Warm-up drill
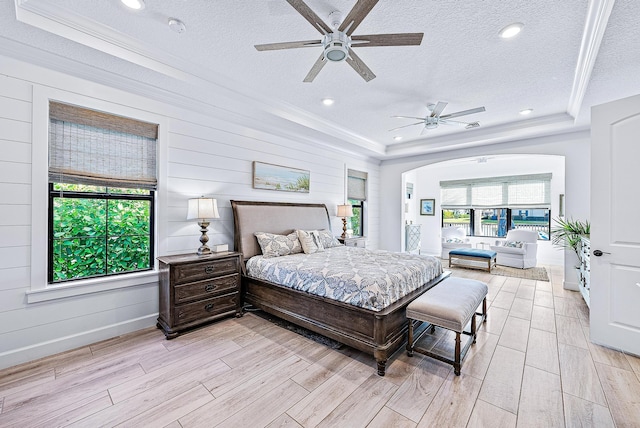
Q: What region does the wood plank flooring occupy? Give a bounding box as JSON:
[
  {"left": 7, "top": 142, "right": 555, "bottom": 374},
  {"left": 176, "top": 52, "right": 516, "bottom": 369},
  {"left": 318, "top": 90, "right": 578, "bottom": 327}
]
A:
[{"left": 2, "top": 265, "right": 640, "bottom": 427}]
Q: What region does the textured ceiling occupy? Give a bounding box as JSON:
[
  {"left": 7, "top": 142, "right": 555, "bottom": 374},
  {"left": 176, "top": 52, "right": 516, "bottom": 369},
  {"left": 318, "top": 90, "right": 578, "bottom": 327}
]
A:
[{"left": 2, "top": 0, "right": 638, "bottom": 159}]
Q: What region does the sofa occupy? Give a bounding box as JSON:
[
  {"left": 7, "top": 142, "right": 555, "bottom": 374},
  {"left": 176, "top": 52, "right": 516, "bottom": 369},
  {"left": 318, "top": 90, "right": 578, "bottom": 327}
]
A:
[{"left": 490, "top": 229, "right": 538, "bottom": 268}]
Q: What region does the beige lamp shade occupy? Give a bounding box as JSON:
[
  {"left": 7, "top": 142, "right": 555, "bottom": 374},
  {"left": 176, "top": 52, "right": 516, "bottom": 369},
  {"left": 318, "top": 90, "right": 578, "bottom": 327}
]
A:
[
  {"left": 186, "top": 198, "right": 220, "bottom": 220},
  {"left": 337, "top": 204, "right": 353, "bottom": 218}
]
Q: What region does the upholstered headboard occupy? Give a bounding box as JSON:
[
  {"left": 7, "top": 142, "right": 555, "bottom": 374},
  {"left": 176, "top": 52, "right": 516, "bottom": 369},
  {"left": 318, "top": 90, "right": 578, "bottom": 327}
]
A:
[{"left": 230, "top": 200, "right": 332, "bottom": 260}]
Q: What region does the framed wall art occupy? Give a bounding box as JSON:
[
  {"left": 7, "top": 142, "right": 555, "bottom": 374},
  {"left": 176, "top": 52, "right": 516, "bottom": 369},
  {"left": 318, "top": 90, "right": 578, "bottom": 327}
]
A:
[
  {"left": 420, "top": 198, "right": 435, "bottom": 216},
  {"left": 252, "top": 161, "right": 310, "bottom": 193}
]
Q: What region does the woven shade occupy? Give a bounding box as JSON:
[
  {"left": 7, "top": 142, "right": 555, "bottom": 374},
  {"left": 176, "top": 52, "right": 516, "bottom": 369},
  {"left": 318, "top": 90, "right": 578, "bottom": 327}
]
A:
[
  {"left": 48, "top": 102, "right": 158, "bottom": 190},
  {"left": 347, "top": 169, "right": 367, "bottom": 201},
  {"left": 441, "top": 173, "right": 552, "bottom": 209}
]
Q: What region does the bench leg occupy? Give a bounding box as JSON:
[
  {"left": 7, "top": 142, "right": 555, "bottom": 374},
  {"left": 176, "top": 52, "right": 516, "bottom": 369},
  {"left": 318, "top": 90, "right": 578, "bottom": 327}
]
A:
[
  {"left": 483, "top": 297, "right": 487, "bottom": 322},
  {"left": 472, "top": 312, "right": 477, "bottom": 344},
  {"left": 454, "top": 332, "right": 461, "bottom": 376},
  {"left": 407, "top": 322, "right": 414, "bottom": 355}
]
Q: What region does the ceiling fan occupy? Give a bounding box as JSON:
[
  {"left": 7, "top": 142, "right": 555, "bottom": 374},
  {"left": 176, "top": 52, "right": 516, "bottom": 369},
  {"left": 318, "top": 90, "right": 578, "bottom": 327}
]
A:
[
  {"left": 390, "top": 102, "right": 486, "bottom": 133},
  {"left": 254, "top": 0, "right": 424, "bottom": 82}
]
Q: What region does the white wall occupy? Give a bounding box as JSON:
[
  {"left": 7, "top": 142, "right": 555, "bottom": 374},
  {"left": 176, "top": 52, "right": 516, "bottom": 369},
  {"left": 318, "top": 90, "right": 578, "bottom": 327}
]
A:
[
  {"left": 0, "top": 55, "right": 380, "bottom": 370},
  {"left": 409, "top": 155, "right": 565, "bottom": 266},
  {"left": 380, "top": 131, "right": 591, "bottom": 287}
]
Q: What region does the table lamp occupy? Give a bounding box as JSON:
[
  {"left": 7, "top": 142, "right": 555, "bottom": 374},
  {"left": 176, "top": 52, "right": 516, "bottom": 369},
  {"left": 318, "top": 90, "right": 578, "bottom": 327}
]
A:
[
  {"left": 336, "top": 204, "right": 353, "bottom": 239},
  {"left": 186, "top": 197, "right": 219, "bottom": 255}
]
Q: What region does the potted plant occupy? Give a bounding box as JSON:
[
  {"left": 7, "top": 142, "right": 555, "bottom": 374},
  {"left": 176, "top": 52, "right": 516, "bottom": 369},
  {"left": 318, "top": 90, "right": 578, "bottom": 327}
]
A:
[{"left": 550, "top": 217, "right": 590, "bottom": 258}]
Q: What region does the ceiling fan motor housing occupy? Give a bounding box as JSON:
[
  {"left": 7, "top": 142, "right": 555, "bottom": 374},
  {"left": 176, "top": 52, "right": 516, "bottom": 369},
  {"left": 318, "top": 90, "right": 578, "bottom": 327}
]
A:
[{"left": 323, "top": 31, "right": 351, "bottom": 62}]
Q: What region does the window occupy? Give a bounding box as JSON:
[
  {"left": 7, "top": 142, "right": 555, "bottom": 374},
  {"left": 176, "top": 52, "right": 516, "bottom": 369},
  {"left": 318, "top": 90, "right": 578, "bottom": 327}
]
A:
[
  {"left": 48, "top": 102, "right": 158, "bottom": 283},
  {"left": 441, "top": 174, "right": 551, "bottom": 240},
  {"left": 347, "top": 169, "right": 367, "bottom": 237}
]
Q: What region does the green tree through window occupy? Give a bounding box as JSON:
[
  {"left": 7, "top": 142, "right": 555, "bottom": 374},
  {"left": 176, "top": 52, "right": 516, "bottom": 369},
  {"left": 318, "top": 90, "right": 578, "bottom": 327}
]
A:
[{"left": 49, "top": 183, "right": 153, "bottom": 283}]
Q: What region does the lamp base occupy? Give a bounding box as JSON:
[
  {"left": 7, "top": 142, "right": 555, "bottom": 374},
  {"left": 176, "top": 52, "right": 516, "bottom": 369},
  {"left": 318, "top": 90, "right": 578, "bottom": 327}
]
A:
[
  {"left": 196, "top": 220, "right": 211, "bottom": 255},
  {"left": 341, "top": 217, "right": 347, "bottom": 239}
]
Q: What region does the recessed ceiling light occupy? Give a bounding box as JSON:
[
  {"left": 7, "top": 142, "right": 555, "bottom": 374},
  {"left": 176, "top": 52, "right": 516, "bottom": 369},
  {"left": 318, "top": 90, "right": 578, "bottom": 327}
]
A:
[
  {"left": 393, "top": 136, "right": 402, "bottom": 141},
  {"left": 519, "top": 108, "right": 534, "bottom": 115},
  {"left": 121, "top": 0, "right": 145, "bottom": 10},
  {"left": 499, "top": 22, "right": 524, "bottom": 39},
  {"left": 321, "top": 98, "right": 334, "bottom": 106}
]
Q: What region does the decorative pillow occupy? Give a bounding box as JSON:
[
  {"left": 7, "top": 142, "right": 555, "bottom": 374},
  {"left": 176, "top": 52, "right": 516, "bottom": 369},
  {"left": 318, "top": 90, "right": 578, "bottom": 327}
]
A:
[
  {"left": 504, "top": 240, "right": 525, "bottom": 248},
  {"left": 296, "top": 229, "right": 325, "bottom": 254},
  {"left": 254, "top": 232, "right": 302, "bottom": 258},
  {"left": 445, "top": 237, "right": 465, "bottom": 243},
  {"left": 317, "top": 229, "right": 342, "bottom": 248}
]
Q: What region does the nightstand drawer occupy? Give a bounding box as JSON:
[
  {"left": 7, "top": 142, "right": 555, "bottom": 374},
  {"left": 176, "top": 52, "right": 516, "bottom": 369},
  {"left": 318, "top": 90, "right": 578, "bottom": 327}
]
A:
[
  {"left": 175, "top": 293, "right": 239, "bottom": 326},
  {"left": 174, "top": 258, "right": 239, "bottom": 284},
  {"left": 174, "top": 273, "right": 240, "bottom": 304},
  {"left": 345, "top": 238, "right": 366, "bottom": 248}
]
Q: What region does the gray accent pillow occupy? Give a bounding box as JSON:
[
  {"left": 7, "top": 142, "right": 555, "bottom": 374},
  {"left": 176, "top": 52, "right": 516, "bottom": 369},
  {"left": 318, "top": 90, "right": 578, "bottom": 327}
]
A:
[
  {"left": 317, "top": 229, "right": 342, "bottom": 248},
  {"left": 254, "top": 231, "right": 303, "bottom": 258}
]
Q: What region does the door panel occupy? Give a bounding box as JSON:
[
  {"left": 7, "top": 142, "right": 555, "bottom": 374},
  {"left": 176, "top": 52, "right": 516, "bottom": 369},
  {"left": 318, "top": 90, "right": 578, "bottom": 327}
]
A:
[{"left": 591, "top": 94, "right": 640, "bottom": 355}]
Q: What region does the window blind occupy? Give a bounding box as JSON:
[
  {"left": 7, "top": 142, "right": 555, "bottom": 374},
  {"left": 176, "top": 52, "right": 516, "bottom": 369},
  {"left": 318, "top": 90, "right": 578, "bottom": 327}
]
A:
[
  {"left": 347, "top": 169, "right": 367, "bottom": 201},
  {"left": 48, "top": 101, "right": 158, "bottom": 190},
  {"left": 440, "top": 173, "right": 552, "bottom": 209}
]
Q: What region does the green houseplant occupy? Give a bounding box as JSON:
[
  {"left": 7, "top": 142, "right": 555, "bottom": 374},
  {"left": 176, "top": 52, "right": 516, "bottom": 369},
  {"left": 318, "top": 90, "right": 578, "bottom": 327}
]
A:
[{"left": 550, "top": 217, "right": 590, "bottom": 259}]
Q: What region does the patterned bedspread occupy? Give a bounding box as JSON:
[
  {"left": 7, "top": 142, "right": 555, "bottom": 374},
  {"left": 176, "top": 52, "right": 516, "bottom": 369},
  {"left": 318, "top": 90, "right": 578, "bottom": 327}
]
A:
[{"left": 245, "top": 246, "right": 443, "bottom": 311}]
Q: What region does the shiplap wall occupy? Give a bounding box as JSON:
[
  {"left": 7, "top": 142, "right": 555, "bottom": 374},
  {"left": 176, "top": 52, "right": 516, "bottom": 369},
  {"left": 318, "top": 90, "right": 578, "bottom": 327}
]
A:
[{"left": 0, "top": 57, "right": 380, "bottom": 369}]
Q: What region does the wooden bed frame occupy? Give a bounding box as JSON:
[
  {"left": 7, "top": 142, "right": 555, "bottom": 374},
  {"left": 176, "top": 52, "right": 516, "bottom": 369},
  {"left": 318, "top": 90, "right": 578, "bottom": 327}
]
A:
[{"left": 231, "top": 200, "right": 450, "bottom": 376}]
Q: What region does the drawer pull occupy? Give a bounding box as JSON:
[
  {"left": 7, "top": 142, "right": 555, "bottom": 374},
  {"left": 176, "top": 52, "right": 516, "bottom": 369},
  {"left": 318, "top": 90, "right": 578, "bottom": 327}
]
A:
[
  {"left": 204, "top": 265, "right": 215, "bottom": 274},
  {"left": 204, "top": 303, "right": 215, "bottom": 312},
  {"left": 205, "top": 283, "right": 216, "bottom": 292}
]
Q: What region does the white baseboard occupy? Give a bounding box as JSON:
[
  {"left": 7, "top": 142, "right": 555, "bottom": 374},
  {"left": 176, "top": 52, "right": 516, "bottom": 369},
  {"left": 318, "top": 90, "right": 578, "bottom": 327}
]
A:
[
  {"left": 563, "top": 280, "right": 580, "bottom": 291},
  {"left": 0, "top": 314, "right": 158, "bottom": 370}
]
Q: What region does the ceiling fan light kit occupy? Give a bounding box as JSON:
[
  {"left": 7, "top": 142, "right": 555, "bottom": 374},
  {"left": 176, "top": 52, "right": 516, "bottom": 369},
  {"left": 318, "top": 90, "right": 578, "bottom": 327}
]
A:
[
  {"left": 390, "top": 101, "right": 486, "bottom": 134},
  {"left": 322, "top": 31, "right": 351, "bottom": 62}
]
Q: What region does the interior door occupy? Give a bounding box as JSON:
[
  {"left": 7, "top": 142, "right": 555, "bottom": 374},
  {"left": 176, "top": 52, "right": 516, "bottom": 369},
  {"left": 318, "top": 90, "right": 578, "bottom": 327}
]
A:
[{"left": 590, "top": 94, "right": 640, "bottom": 355}]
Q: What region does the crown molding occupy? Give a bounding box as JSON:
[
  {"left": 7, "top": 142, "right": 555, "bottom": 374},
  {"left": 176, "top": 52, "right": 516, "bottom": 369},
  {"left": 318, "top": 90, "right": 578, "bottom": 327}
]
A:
[{"left": 566, "top": 0, "right": 615, "bottom": 119}]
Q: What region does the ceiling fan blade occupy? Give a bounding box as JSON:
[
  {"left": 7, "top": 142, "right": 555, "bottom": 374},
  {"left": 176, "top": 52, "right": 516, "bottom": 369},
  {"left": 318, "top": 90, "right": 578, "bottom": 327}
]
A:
[
  {"left": 440, "top": 106, "right": 486, "bottom": 119},
  {"left": 351, "top": 33, "right": 424, "bottom": 47},
  {"left": 338, "top": 0, "right": 379, "bottom": 35},
  {"left": 430, "top": 101, "right": 448, "bottom": 118},
  {"left": 439, "top": 119, "right": 481, "bottom": 129},
  {"left": 286, "top": 0, "right": 333, "bottom": 34},
  {"left": 303, "top": 53, "right": 327, "bottom": 82},
  {"left": 392, "top": 115, "right": 428, "bottom": 120},
  {"left": 438, "top": 119, "right": 470, "bottom": 127},
  {"left": 345, "top": 49, "right": 376, "bottom": 82},
  {"left": 388, "top": 121, "right": 424, "bottom": 132},
  {"left": 254, "top": 40, "right": 322, "bottom": 51}
]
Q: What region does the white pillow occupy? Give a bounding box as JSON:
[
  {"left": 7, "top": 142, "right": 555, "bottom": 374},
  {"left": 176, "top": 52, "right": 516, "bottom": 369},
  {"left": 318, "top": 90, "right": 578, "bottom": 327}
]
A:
[
  {"left": 504, "top": 240, "right": 524, "bottom": 248},
  {"left": 296, "top": 229, "right": 325, "bottom": 254},
  {"left": 254, "top": 231, "right": 302, "bottom": 258}
]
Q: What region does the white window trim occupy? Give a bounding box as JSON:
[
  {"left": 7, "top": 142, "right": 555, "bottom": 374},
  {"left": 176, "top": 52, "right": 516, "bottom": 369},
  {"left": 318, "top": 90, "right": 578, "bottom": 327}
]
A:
[{"left": 30, "top": 86, "right": 168, "bottom": 302}]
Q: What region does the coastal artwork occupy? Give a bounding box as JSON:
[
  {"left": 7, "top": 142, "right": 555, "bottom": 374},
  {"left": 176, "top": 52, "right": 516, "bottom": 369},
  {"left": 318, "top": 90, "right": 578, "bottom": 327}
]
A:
[{"left": 252, "top": 161, "right": 310, "bottom": 193}]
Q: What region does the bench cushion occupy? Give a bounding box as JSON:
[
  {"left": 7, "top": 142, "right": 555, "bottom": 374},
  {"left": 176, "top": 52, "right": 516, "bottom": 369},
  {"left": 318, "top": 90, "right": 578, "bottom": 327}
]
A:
[
  {"left": 448, "top": 248, "right": 497, "bottom": 259},
  {"left": 406, "top": 277, "right": 488, "bottom": 332}
]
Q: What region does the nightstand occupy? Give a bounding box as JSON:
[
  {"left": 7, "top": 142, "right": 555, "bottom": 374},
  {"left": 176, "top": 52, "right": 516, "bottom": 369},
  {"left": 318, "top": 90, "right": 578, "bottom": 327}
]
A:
[
  {"left": 157, "top": 251, "right": 242, "bottom": 339},
  {"left": 337, "top": 236, "right": 367, "bottom": 248}
]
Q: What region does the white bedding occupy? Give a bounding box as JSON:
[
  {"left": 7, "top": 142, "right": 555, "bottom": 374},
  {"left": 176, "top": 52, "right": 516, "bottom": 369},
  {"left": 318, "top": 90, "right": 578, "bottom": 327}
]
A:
[{"left": 246, "top": 246, "right": 443, "bottom": 311}]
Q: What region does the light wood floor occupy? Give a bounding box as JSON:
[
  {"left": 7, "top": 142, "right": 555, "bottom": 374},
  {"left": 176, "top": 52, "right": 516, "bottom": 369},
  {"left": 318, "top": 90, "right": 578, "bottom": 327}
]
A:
[{"left": 2, "top": 266, "right": 640, "bottom": 427}]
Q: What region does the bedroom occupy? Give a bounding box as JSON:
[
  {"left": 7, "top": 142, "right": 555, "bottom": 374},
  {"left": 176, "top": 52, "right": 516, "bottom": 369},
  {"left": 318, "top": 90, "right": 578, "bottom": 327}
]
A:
[{"left": 1, "top": 0, "right": 639, "bottom": 426}]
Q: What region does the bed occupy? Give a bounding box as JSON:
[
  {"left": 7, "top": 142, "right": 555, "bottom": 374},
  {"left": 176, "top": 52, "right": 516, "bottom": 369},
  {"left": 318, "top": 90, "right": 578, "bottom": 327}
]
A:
[{"left": 231, "top": 200, "right": 450, "bottom": 375}]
